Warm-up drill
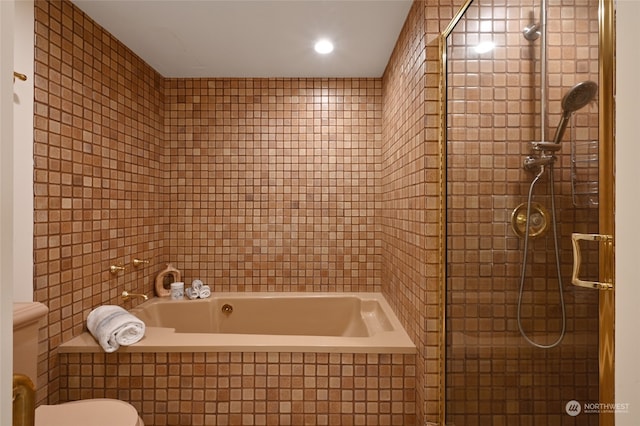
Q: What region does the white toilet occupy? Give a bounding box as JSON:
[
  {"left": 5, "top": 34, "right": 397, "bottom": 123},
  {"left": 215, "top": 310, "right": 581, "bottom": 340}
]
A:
[{"left": 14, "top": 302, "right": 144, "bottom": 426}]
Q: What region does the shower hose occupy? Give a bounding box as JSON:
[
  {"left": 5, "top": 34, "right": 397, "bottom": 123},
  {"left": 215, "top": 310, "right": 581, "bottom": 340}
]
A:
[{"left": 517, "top": 163, "right": 566, "bottom": 349}]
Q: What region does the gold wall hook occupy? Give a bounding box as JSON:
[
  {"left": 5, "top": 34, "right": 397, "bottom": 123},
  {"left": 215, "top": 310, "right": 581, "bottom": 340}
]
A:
[{"left": 13, "top": 71, "right": 27, "bottom": 81}]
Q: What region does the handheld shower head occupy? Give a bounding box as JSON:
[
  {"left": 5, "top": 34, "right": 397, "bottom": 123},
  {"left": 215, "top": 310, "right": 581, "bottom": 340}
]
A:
[
  {"left": 551, "top": 80, "right": 598, "bottom": 144},
  {"left": 561, "top": 80, "right": 598, "bottom": 113}
]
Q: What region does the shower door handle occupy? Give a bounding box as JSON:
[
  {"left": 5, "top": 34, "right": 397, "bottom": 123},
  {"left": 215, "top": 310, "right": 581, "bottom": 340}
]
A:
[{"left": 571, "top": 233, "right": 614, "bottom": 290}]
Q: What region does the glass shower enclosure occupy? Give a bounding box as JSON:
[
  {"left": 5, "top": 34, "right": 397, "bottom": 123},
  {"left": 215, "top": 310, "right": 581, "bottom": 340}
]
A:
[{"left": 441, "top": 0, "right": 613, "bottom": 424}]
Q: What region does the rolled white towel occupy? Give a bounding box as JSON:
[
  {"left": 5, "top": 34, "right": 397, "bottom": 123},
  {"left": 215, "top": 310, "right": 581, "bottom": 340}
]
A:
[
  {"left": 199, "top": 285, "right": 211, "bottom": 299},
  {"left": 185, "top": 287, "right": 200, "bottom": 300},
  {"left": 86, "top": 305, "right": 146, "bottom": 353},
  {"left": 191, "top": 279, "right": 203, "bottom": 293}
]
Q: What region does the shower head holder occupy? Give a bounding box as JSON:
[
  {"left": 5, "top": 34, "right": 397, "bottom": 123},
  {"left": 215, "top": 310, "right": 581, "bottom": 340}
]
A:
[
  {"left": 523, "top": 23, "right": 541, "bottom": 41},
  {"left": 523, "top": 154, "right": 555, "bottom": 172},
  {"left": 531, "top": 141, "right": 562, "bottom": 152}
]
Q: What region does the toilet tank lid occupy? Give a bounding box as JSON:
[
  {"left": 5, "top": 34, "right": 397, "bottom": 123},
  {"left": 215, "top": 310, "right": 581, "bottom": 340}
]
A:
[
  {"left": 35, "top": 398, "right": 140, "bottom": 426},
  {"left": 13, "top": 302, "right": 48, "bottom": 331}
]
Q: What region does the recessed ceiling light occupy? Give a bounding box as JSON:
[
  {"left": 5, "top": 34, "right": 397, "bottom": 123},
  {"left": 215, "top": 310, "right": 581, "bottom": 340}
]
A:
[{"left": 314, "top": 39, "right": 334, "bottom": 54}]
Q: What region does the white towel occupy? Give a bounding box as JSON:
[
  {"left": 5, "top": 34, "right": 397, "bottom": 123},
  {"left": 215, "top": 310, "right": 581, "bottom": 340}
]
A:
[
  {"left": 86, "top": 305, "right": 146, "bottom": 353},
  {"left": 199, "top": 285, "right": 211, "bottom": 299},
  {"left": 191, "top": 279, "right": 203, "bottom": 293},
  {"left": 185, "top": 287, "right": 200, "bottom": 300}
]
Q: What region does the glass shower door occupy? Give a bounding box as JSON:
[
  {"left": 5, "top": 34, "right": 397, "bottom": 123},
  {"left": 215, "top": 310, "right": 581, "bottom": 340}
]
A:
[{"left": 441, "top": 0, "right": 615, "bottom": 424}]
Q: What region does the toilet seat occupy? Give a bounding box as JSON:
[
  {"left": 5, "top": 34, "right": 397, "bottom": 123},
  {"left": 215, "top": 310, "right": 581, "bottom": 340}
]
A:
[{"left": 35, "top": 398, "right": 143, "bottom": 426}]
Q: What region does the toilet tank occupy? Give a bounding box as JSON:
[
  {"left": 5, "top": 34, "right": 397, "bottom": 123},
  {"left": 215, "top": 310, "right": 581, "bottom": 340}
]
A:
[{"left": 13, "top": 302, "right": 48, "bottom": 387}]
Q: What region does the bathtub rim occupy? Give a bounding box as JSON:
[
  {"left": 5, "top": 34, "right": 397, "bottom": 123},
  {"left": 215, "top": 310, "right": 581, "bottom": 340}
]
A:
[{"left": 59, "top": 292, "right": 416, "bottom": 354}]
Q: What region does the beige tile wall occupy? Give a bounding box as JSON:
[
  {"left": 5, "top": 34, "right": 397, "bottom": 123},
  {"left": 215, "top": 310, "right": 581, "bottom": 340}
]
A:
[
  {"left": 33, "top": 0, "right": 167, "bottom": 404},
  {"left": 163, "top": 78, "right": 382, "bottom": 292},
  {"left": 381, "top": 0, "right": 462, "bottom": 423},
  {"left": 381, "top": 1, "right": 429, "bottom": 422},
  {"left": 34, "top": 0, "right": 385, "bottom": 416}
]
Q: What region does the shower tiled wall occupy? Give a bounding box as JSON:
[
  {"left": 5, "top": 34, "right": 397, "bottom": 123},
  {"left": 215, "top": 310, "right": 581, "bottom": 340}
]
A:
[
  {"left": 445, "top": 0, "right": 600, "bottom": 424},
  {"left": 163, "top": 78, "right": 382, "bottom": 292}
]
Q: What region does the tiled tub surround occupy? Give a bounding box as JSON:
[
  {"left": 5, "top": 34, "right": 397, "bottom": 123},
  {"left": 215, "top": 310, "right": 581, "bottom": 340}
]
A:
[
  {"left": 59, "top": 352, "right": 417, "bottom": 426},
  {"left": 34, "top": 0, "right": 384, "bottom": 408},
  {"left": 380, "top": 1, "right": 462, "bottom": 422},
  {"left": 58, "top": 293, "right": 416, "bottom": 424}
]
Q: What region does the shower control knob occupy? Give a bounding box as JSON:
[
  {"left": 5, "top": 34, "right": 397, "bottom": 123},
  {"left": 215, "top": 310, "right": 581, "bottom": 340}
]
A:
[{"left": 510, "top": 202, "right": 550, "bottom": 239}]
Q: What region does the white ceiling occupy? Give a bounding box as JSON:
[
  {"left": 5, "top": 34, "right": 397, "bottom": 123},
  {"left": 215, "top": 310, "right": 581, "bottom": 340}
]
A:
[{"left": 71, "top": 0, "right": 413, "bottom": 78}]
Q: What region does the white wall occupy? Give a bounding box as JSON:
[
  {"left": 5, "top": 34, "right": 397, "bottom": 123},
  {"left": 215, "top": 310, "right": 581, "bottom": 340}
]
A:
[
  {"left": 615, "top": 0, "right": 640, "bottom": 423},
  {"left": 1, "top": 0, "right": 33, "bottom": 421},
  {"left": 13, "top": 0, "right": 34, "bottom": 302},
  {"left": 0, "top": 0, "right": 15, "bottom": 424}
]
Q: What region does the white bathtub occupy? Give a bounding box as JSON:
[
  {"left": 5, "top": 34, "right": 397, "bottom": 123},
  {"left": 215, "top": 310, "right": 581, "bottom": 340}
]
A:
[{"left": 59, "top": 292, "right": 416, "bottom": 354}]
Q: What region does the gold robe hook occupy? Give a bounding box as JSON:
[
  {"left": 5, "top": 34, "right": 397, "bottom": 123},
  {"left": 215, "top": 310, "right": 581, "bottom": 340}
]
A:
[{"left": 13, "top": 72, "right": 27, "bottom": 82}]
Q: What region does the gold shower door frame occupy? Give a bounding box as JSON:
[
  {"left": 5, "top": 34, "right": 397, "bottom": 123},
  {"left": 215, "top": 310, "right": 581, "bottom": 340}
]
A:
[
  {"left": 597, "top": 0, "right": 615, "bottom": 424},
  {"left": 437, "top": 0, "right": 616, "bottom": 424}
]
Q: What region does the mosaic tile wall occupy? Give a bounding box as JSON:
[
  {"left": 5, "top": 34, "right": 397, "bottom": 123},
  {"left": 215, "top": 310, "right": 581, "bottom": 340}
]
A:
[
  {"left": 381, "top": 1, "right": 429, "bottom": 422},
  {"left": 163, "top": 78, "right": 382, "bottom": 293},
  {"left": 445, "top": 0, "right": 600, "bottom": 424},
  {"left": 59, "top": 352, "right": 416, "bottom": 426},
  {"left": 33, "top": 0, "right": 167, "bottom": 404},
  {"left": 33, "top": 0, "right": 384, "bottom": 413},
  {"left": 381, "top": 0, "right": 461, "bottom": 423}
]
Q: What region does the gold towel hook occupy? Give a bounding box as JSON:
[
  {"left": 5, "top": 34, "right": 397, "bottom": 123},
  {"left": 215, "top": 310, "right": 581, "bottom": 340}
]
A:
[{"left": 13, "top": 72, "right": 27, "bottom": 82}]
